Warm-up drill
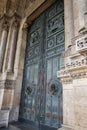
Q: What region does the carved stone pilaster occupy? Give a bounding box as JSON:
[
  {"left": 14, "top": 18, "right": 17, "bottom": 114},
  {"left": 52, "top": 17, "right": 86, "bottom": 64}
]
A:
[
  {"left": 78, "top": 0, "right": 87, "bottom": 31},
  {"left": 7, "top": 20, "right": 19, "bottom": 73},
  {"left": 84, "top": 12, "right": 87, "bottom": 27},
  {"left": 0, "top": 21, "right": 9, "bottom": 72}
]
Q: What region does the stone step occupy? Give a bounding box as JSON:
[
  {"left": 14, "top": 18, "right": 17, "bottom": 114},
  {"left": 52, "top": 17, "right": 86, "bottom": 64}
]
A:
[
  {"left": 9, "top": 122, "right": 39, "bottom": 130},
  {"left": 0, "top": 125, "right": 21, "bottom": 130},
  {"left": 9, "top": 125, "right": 21, "bottom": 130}
]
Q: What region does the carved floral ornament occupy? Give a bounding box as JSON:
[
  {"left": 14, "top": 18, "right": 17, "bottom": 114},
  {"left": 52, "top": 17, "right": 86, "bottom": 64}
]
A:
[
  {"left": 12, "top": 13, "right": 21, "bottom": 29},
  {"left": 76, "top": 35, "right": 87, "bottom": 54},
  {"left": 57, "top": 57, "right": 87, "bottom": 80},
  {"left": 0, "top": 14, "right": 9, "bottom": 30},
  {"left": 57, "top": 68, "right": 87, "bottom": 84},
  {"left": 61, "top": 78, "right": 72, "bottom": 84},
  {"left": 0, "top": 12, "right": 21, "bottom": 32},
  {"left": 2, "top": 20, "right": 9, "bottom": 31},
  {"left": 12, "top": 19, "right": 19, "bottom": 29},
  {"left": 57, "top": 34, "right": 87, "bottom": 81}
]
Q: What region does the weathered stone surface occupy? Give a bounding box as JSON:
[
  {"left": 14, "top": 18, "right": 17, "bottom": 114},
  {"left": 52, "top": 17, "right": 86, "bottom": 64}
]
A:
[{"left": 0, "top": 110, "right": 9, "bottom": 128}]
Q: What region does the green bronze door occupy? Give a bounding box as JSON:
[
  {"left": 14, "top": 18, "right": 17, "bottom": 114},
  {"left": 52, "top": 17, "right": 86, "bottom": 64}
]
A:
[{"left": 19, "top": 0, "right": 64, "bottom": 129}]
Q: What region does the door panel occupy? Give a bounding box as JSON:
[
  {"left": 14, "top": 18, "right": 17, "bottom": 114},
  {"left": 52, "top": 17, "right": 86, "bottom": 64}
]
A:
[
  {"left": 45, "top": 0, "right": 64, "bottom": 127},
  {"left": 20, "top": 13, "right": 45, "bottom": 122},
  {"left": 19, "top": 0, "right": 64, "bottom": 129}
]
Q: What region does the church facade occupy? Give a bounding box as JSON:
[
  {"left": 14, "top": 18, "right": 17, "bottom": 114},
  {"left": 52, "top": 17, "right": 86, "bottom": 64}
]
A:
[{"left": 0, "top": 0, "right": 87, "bottom": 130}]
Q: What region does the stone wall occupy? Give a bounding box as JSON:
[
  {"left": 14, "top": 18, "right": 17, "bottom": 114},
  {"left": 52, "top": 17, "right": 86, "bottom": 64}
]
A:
[{"left": 58, "top": 0, "right": 87, "bottom": 130}]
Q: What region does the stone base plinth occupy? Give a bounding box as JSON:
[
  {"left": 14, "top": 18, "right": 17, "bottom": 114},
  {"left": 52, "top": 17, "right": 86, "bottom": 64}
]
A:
[
  {"left": 0, "top": 110, "right": 9, "bottom": 128},
  {"left": 58, "top": 125, "right": 74, "bottom": 130}
]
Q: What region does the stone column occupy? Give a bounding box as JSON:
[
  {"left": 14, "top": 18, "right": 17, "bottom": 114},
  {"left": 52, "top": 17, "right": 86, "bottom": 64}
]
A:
[
  {"left": 7, "top": 20, "right": 19, "bottom": 72},
  {"left": 0, "top": 22, "right": 8, "bottom": 72},
  {"left": 64, "top": 0, "right": 74, "bottom": 49},
  {"left": 9, "top": 21, "right": 29, "bottom": 122},
  {"left": 68, "top": 0, "right": 75, "bottom": 42},
  {"left": 58, "top": 1, "right": 75, "bottom": 130},
  {"left": 78, "top": 0, "right": 87, "bottom": 30}
]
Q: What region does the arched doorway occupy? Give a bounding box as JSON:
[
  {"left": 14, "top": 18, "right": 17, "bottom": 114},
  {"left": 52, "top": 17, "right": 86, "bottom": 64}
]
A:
[{"left": 19, "top": 0, "right": 64, "bottom": 129}]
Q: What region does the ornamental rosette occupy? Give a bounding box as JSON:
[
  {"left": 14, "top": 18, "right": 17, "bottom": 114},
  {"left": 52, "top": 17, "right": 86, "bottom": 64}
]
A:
[{"left": 25, "top": 86, "right": 32, "bottom": 95}]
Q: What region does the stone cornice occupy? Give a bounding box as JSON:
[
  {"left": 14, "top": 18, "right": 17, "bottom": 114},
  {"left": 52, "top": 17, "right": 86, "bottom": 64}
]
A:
[
  {"left": 57, "top": 56, "right": 87, "bottom": 82},
  {"left": 57, "top": 69, "right": 87, "bottom": 84},
  {"left": 61, "top": 78, "right": 72, "bottom": 84},
  {"left": 65, "top": 57, "right": 87, "bottom": 71},
  {"left": 70, "top": 70, "right": 87, "bottom": 79},
  {"left": 58, "top": 56, "right": 87, "bottom": 74},
  {"left": 57, "top": 69, "right": 70, "bottom": 78}
]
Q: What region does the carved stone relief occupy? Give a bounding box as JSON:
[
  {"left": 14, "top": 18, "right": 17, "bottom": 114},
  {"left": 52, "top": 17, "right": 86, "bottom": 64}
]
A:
[{"left": 0, "top": 80, "right": 15, "bottom": 89}]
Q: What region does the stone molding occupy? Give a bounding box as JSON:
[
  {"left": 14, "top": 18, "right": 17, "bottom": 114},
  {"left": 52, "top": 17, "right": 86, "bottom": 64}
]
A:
[
  {"left": 57, "top": 59, "right": 87, "bottom": 84},
  {"left": 0, "top": 12, "right": 21, "bottom": 31},
  {"left": 0, "top": 80, "right": 15, "bottom": 89},
  {"left": 57, "top": 30, "right": 87, "bottom": 83},
  {"left": 12, "top": 19, "right": 20, "bottom": 29},
  {"left": 58, "top": 56, "right": 87, "bottom": 74},
  {"left": 61, "top": 78, "right": 72, "bottom": 84},
  {"left": 2, "top": 20, "right": 9, "bottom": 31},
  {"left": 58, "top": 124, "right": 74, "bottom": 130},
  {"left": 65, "top": 57, "right": 87, "bottom": 71},
  {"left": 11, "top": 11, "right": 21, "bottom": 28},
  {"left": 57, "top": 69, "right": 70, "bottom": 78},
  {"left": 76, "top": 31, "right": 87, "bottom": 55},
  {"left": 62, "top": 28, "right": 87, "bottom": 59},
  {"left": 0, "top": 11, "right": 21, "bottom": 21},
  {"left": 0, "top": 110, "right": 9, "bottom": 128},
  {"left": 57, "top": 56, "right": 87, "bottom": 84}
]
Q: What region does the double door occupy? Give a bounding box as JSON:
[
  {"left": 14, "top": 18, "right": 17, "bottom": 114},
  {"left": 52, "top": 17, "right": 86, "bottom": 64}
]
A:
[{"left": 19, "top": 0, "right": 64, "bottom": 129}]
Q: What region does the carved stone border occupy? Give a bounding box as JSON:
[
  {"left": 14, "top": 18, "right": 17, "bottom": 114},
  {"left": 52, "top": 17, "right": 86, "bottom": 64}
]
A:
[
  {"left": 61, "top": 78, "right": 72, "bottom": 84},
  {"left": 0, "top": 80, "right": 15, "bottom": 89}
]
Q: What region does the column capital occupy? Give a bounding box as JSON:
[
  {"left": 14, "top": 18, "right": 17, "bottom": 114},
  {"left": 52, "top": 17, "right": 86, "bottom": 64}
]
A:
[
  {"left": 2, "top": 21, "right": 9, "bottom": 31},
  {"left": 12, "top": 19, "right": 20, "bottom": 29},
  {"left": 11, "top": 11, "right": 21, "bottom": 29}
]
